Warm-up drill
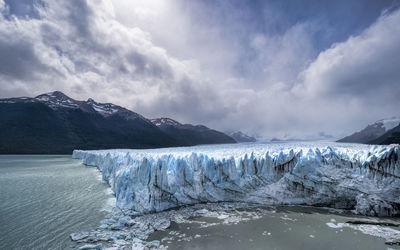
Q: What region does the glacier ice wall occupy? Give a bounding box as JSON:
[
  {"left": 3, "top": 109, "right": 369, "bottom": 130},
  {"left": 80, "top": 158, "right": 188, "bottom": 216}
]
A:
[{"left": 72, "top": 143, "right": 400, "bottom": 216}]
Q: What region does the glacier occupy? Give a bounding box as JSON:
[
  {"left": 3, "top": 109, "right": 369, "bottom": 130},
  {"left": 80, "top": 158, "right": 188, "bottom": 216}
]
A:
[{"left": 72, "top": 142, "right": 400, "bottom": 217}]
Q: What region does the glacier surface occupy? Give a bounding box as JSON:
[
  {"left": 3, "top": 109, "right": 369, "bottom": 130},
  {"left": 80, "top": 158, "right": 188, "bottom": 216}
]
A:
[{"left": 72, "top": 142, "right": 400, "bottom": 216}]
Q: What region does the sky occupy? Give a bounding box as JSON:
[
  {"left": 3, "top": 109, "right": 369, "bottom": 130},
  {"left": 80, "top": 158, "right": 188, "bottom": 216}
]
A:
[{"left": 0, "top": 0, "right": 400, "bottom": 139}]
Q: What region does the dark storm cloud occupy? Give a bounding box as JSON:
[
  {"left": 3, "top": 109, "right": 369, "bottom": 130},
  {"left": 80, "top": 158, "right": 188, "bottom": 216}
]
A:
[
  {"left": 0, "top": 39, "right": 48, "bottom": 80},
  {"left": 3, "top": 0, "right": 43, "bottom": 18}
]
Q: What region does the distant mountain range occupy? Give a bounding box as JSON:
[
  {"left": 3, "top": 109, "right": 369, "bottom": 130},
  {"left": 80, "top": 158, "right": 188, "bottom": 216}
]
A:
[
  {"left": 151, "top": 117, "right": 238, "bottom": 146},
  {"left": 0, "top": 91, "right": 235, "bottom": 154},
  {"left": 269, "top": 132, "right": 334, "bottom": 143},
  {"left": 228, "top": 131, "right": 257, "bottom": 142},
  {"left": 337, "top": 117, "right": 400, "bottom": 144}
]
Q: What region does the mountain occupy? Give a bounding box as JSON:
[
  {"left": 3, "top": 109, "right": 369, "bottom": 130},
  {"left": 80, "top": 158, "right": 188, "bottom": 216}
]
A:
[
  {"left": 228, "top": 131, "right": 256, "bottom": 143},
  {"left": 150, "top": 118, "right": 236, "bottom": 146},
  {"left": 368, "top": 124, "right": 400, "bottom": 145},
  {"left": 337, "top": 117, "right": 400, "bottom": 144},
  {"left": 0, "top": 91, "right": 235, "bottom": 154},
  {"left": 269, "top": 132, "right": 334, "bottom": 143}
]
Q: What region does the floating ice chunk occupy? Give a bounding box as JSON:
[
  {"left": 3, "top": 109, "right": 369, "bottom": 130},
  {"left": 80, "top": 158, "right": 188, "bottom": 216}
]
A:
[
  {"left": 217, "top": 214, "right": 230, "bottom": 220},
  {"left": 147, "top": 240, "right": 160, "bottom": 247},
  {"left": 327, "top": 221, "right": 400, "bottom": 245},
  {"left": 196, "top": 209, "right": 209, "bottom": 214},
  {"left": 326, "top": 222, "right": 344, "bottom": 229},
  {"left": 78, "top": 244, "right": 102, "bottom": 250},
  {"left": 70, "top": 232, "right": 89, "bottom": 241}
]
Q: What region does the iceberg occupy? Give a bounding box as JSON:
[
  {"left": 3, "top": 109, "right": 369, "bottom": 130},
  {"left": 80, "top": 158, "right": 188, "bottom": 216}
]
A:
[{"left": 72, "top": 142, "right": 400, "bottom": 216}]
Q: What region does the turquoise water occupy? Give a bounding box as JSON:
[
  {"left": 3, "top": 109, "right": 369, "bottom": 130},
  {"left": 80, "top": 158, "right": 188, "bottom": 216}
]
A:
[{"left": 0, "top": 155, "right": 113, "bottom": 250}]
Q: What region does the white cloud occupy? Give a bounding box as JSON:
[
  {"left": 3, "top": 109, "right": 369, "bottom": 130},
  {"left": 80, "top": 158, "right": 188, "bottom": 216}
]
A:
[
  {"left": 290, "top": 9, "right": 400, "bottom": 135},
  {"left": 295, "top": 9, "right": 400, "bottom": 101}
]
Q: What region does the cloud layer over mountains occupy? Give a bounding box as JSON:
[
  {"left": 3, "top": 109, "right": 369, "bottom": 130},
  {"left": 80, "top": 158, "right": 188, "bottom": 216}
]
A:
[{"left": 1, "top": 0, "right": 399, "bottom": 138}]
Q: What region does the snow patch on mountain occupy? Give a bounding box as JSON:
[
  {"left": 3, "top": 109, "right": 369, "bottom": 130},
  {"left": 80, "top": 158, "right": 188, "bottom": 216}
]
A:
[
  {"left": 86, "top": 98, "right": 120, "bottom": 116},
  {"left": 36, "top": 91, "right": 80, "bottom": 109},
  {"left": 150, "top": 118, "right": 182, "bottom": 127},
  {"left": 338, "top": 116, "right": 400, "bottom": 144},
  {"left": 229, "top": 131, "right": 257, "bottom": 142},
  {"left": 6, "top": 91, "right": 146, "bottom": 120},
  {"left": 376, "top": 117, "right": 400, "bottom": 131}
]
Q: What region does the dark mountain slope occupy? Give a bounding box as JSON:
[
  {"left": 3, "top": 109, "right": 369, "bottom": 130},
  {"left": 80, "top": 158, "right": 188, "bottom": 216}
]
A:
[
  {"left": 368, "top": 124, "right": 400, "bottom": 145},
  {"left": 229, "top": 131, "right": 257, "bottom": 143},
  {"left": 0, "top": 102, "right": 177, "bottom": 154},
  {"left": 337, "top": 117, "right": 400, "bottom": 144},
  {"left": 337, "top": 124, "right": 386, "bottom": 143},
  {"left": 0, "top": 91, "right": 235, "bottom": 154}
]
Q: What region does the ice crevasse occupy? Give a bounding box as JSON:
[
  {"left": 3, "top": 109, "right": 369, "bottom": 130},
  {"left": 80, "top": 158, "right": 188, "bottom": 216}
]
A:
[{"left": 72, "top": 142, "right": 400, "bottom": 216}]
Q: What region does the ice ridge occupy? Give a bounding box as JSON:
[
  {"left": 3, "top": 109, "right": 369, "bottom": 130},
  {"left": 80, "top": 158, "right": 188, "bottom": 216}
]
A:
[{"left": 72, "top": 143, "right": 400, "bottom": 216}]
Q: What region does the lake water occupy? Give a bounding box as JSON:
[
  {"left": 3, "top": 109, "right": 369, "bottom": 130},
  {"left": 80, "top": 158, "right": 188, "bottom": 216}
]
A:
[
  {"left": 149, "top": 205, "right": 400, "bottom": 250},
  {"left": 0, "top": 155, "right": 113, "bottom": 250},
  {"left": 1, "top": 155, "right": 400, "bottom": 250}
]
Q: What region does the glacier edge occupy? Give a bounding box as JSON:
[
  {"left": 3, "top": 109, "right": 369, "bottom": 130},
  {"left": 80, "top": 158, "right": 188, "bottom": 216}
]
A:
[{"left": 72, "top": 143, "right": 400, "bottom": 216}]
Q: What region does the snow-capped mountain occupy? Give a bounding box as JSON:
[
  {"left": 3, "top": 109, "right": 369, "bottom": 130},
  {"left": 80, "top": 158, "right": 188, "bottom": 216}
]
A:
[
  {"left": 338, "top": 116, "right": 400, "bottom": 144},
  {"left": 35, "top": 91, "right": 80, "bottom": 109},
  {"left": 376, "top": 117, "right": 400, "bottom": 131},
  {"left": 0, "top": 91, "right": 235, "bottom": 153},
  {"left": 369, "top": 123, "right": 400, "bottom": 145},
  {"left": 8, "top": 91, "right": 147, "bottom": 121},
  {"left": 228, "top": 131, "right": 256, "bottom": 142},
  {"left": 269, "top": 132, "right": 335, "bottom": 142},
  {"left": 150, "top": 117, "right": 236, "bottom": 146}
]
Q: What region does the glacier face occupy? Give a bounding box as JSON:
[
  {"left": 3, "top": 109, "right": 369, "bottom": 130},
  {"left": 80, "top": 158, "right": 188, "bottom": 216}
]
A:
[{"left": 72, "top": 142, "right": 400, "bottom": 216}]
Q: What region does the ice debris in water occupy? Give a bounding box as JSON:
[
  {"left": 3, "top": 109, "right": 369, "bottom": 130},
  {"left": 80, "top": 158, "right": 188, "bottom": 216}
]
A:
[
  {"left": 78, "top": 244, "right": 102, "bottom": 250},
  {"left": 72, "top": 142, "right": 400, "bottom": 217},
  {"left": 71, "top": 232, "right": 89, "bottom": 241},
  {"left": 71, "top": 202, "right": 273, "bottom": 249},
  {"left": 326, "top": 221, "right": 400, "bottom": 245}
]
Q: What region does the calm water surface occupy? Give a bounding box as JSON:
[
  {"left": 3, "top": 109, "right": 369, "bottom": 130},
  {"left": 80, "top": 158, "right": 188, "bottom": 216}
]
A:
[
  {"left": 0, "top": 155, "right": 113, "bottom": 250},
  {"left": 150, "top": 206, "right": 400, "bottom": 250}
]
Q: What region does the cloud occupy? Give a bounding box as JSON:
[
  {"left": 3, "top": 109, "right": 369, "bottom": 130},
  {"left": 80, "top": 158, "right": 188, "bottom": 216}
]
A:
[
  {"left": 0, "top": 0, "right": 218, "bottom": 120},
  {"left": 247, "top": 22, "right": 316, "bottom": 88},
  {"left": 212, "top": 8, "right": 400, "bottom": 138},
  {"left": 296, "top": 10, "right": 400, "bottom": 102},
  {"left": 290, "top": 9, "right": 400, "bottom": 134},
  {"left": 0, "top": 0, "right": 399, "bottom": 139}
]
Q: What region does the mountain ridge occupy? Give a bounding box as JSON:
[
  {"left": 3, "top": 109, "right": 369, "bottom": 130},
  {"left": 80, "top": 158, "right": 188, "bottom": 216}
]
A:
[
  {"left": 228, "top": 131, "right": 257, "bottom": 143},
  {"left": 337, "top": 117, "right": 400, "bottom": 144},
  {"left": 368, "top": 124, "right": 400, "bottom": 145},
  {"left": 0, "top": 91, "right": 235, "bottom": 154},
  {"left": 150, "top": 117, "right": 235, "bottom": 146}
]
